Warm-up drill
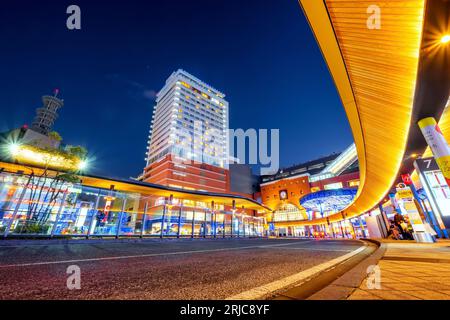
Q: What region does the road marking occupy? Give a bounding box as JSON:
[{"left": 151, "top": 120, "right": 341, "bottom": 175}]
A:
[
  {"left": 257, "top": 240, "right": 314, "bottom": 248},
  {"left": 271, "top": 247, "right": 353, "bottom": 252},
  {"left": 225, "top": 244, "right": 367, "bottom": 300},
  {"left": 0, "top": 240, "right": 315, "bottom": 268},
  {"left": 0, "top": 239, "right": 313, "bottom": 249}
]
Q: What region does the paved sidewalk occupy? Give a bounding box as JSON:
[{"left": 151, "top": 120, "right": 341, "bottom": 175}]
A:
[{"left": 348, "top": 240, "right": 450, "bottom": 300}]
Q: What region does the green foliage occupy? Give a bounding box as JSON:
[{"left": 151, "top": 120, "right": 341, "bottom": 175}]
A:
[
  {"left": 57, "top": 172, "right": 81, "bottom": 183},
  {"left": 14, "top": 222, "right": 51, "bottom": 234},
  {"left": 66, "top": 145, "right": 88, "bottom": 160},
  {"left": 48, "top": 131, "right": 63, "bottom": 142}
]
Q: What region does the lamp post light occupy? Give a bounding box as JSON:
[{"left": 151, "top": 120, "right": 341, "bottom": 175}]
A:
[{"left": 440, "top": 34, "right": 450, "bottom": 44}]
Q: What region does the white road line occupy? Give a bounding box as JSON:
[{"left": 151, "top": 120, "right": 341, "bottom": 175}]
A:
[
  {"left": 0, "top": 241, "right": 313, "bottom": 268},
  {"left": 0, "top": 239, "right": 314, "bottom": 249},
  {"left": 271, "top": 247, "right": 353, "bottom": 252},
  {"left": 225, "top": 244, "right": 367, "bottom": 300},
  {"left": 257, "top": 240, "right": 314, "bottom": 248}
]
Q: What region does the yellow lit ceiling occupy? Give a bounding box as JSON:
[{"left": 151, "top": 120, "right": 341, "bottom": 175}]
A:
[{"left": 290, "top": 0, "right": 426, "bottom": 226}]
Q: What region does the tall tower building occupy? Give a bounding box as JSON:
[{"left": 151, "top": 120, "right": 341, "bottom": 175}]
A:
[
  {"left": 31, "top": 90, "right": 64, "bottom": 135},
  {"left": 143, "top": 69, "right": 230, "bottom": 193}
]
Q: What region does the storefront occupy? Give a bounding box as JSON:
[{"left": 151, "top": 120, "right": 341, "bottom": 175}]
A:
[{"left": 0, "top": 170, "right": 265, "bottom": 238}]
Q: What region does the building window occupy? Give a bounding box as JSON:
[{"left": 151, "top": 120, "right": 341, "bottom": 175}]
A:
[
  {"left": 349, "top": 180, "right": 360, "bottom": 187},
  {"left": 324, "top": 182, "right": 343, "bottom": 190}
]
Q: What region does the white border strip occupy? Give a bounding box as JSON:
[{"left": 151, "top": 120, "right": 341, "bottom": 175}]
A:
[{"left": 225, "top": 244, "right": 367, "bottom": 300}]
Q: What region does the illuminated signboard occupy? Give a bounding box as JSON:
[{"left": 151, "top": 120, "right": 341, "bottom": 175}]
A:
[
  {"left": 324, "top": 182, "right": 343, "bottom": 190},
  {"left": 414, "top": 157, "right": 450, "bottom": 228}
]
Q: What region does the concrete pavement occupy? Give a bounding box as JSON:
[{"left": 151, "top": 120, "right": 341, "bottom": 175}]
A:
[{"left": 348, "top": 240, "right": 450, "bottom": 300}]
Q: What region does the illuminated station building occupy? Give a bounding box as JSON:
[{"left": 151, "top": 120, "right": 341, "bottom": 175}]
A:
[
  {"left": 0, "top": 89, "right": 267, "bottom": 239},
  {"left": 260, "top": 144, "right": 361, "bottom": 237}
]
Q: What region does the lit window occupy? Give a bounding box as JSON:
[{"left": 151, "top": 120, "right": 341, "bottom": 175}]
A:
[
  {"left": 324, "top": 182, "right": 343, "bottom": 190},
  {"left": 349, "top": 180, "right": 360, "bottom": 187},
  {"left": 180, "top": 81, "right": 191, "bottom": 89}
]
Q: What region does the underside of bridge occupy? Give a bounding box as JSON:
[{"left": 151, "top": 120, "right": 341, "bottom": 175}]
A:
[{"left": 281, "top": 0, "right": 450, "bottom": 228}]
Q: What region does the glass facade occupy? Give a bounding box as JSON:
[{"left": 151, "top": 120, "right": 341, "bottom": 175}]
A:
[{"left": 0, "top": 171, "right": 264, "bottom": 238}]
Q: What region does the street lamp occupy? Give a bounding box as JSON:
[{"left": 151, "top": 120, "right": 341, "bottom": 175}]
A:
[
  {"left": 440, "top": 34, "right": 450, "bottom": 44},
  {"left": 7, "top": 142, "right": 20, "bottom": 157},
  {"left": 77, "top": 159, "right": 89, "bottom": 171}
]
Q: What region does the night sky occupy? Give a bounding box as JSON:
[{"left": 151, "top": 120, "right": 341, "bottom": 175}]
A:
[{"left": 0, "top": 0, "right": 352, "bottom": 178}]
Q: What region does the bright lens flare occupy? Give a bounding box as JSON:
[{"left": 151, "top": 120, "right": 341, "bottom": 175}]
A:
[
  {"left": 441, "top": 35, "right": 450, "bottom": 44},
  {"left": 77, "top": 160, "right": 88, "bottom": 171},
  {"left": 8, "top": 143, "right": 20, "bottom": 156}
]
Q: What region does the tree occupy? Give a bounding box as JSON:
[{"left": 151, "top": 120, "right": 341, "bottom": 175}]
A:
[
  {"left": 18, "top": 144, "right": 89, "bottom": 232},
  {"left": 66, "top": 145, "right": 88, "bottom": 160},
  {"left": 48, "top": 131, "right": 63, "bottom": 142}
]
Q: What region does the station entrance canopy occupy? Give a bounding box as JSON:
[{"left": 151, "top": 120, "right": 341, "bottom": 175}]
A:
[
  {"left": 0, "top": 161, "right": 271, "bottom": 214},
  {"left": 297, "top": 0, "right": 430, "bottom": 225},
  {"left": 300, "top": 189, "right": 358, "bottom": 214}
]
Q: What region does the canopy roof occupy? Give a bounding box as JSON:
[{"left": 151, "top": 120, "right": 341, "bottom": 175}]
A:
[{"left": 297, "top": 0, "right": 426, "bottom": 224}]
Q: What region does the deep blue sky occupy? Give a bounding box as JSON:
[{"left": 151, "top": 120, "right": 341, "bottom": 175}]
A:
[{"left": 0, "top": 0, "right": 352, "bottom": 178}]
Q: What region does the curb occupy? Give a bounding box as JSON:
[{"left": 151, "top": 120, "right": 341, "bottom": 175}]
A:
[
  {"left": 226, "top": 240, "right": 369, "bottom": 300},
  {"left": 307, "top": 239, "right": 386, "bottom": 300}
]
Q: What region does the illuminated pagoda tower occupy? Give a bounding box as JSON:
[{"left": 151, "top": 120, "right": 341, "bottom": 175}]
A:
[
  {"left": 0, "top": 90, "right": 64, "bottom": 153},
  {"left": 31, "top": 89, "right": 64, "bottom": 135}
]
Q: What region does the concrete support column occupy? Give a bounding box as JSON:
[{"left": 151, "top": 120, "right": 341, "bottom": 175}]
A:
[
  {"left": 140, "top": 202, "right": 148, "bottom": 238},
  {"left": 191, "top": 210, "right": 195, "bottom": 238},
  {"left": 419, "top": 117, "right": 450, "bottom": 187},
  {"left": 359, "top": 217, "right": 365, "bottom": 238},
  {"left": 4, "top": 175, "right": 33, "bottom": 238},
  {"left": 203, "top": 210, "right": 207, "bottom": 238},
  {"left": 177, "top": 204, "right": 183, "bottom": 238},
  {"left": 160, "top": 204, "right": 166, "bottom": 239},
  {"left": 50, "top": 191, "right": 68, "bottom": 238},
  {"left": 339, "top": 221, "right": 345, "bottom": 238},
  {"left": 116, "top": 198, "right": 128, "bottom": 239},
  {"left": 87, "top": 191, "right": 102, "bottom": 239}
]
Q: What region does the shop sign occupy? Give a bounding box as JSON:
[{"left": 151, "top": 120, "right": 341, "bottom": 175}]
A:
[{"left": 396, "top": 183, "right": 413, "bottom": 200}]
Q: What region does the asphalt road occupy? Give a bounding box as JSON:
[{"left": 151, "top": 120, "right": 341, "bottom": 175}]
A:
[{"left": 0, "top": 238, "right": 363, "bottom": 300}]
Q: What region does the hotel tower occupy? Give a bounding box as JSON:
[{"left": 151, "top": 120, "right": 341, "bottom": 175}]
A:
[{"left": 142, "top": 69, "right": 230, "bottom": 193}]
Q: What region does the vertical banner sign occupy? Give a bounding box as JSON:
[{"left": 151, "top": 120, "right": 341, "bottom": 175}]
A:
[
  {"left": 418, "top": 117, "right": 450, "bottom": 186},
  {"left": 414, "top": 157, "right": 450, "bottom": 228}
]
